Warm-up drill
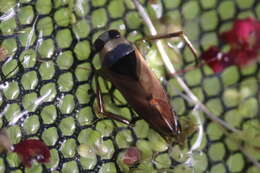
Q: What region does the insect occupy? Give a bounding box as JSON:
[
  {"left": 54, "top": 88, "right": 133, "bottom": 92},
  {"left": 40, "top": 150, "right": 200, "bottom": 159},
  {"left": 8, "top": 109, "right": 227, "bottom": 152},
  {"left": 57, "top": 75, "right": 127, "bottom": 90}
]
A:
[
  {"left": 0, "top": 12, "right": 197, "bottom": 140},
  {"left": 93, "top": 29, "right": 184, "bottom": 138}
]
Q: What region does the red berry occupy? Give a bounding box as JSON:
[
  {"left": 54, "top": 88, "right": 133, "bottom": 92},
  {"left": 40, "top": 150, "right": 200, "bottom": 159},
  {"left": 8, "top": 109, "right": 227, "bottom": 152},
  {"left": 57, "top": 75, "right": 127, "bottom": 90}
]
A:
[
  {"left": 14, "top": 139, "right": 50, "bottom": 167},
  {"left": 202, "top": 18, "right": 260, "bottom": 73},
  {"left": 122, "top": 147, "right": 141, "bottom": 166},
  {"left": 201, "top": 46, "right": 233, "bottom": 73},
  {"left": 220, "top": 18, "right": 256, "bottom": 48},
  {"left": 228, "top": 48, "right": 257, "bottom": 67}
]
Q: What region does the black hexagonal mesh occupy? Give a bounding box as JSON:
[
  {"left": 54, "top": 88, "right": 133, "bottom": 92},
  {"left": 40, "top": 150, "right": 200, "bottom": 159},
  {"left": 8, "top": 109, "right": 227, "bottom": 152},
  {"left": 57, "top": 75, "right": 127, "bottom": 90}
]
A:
[{"left": 0, "top": 0, "right": 260, "bottom": 172}]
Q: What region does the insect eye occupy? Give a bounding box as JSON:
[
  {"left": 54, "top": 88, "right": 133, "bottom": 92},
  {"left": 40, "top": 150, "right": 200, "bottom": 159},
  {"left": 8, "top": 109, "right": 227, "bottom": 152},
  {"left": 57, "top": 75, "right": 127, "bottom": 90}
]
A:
[
  {"left": 93, "top": 38, "right": 105, "bottom": 53},
  {"left": 109, "top": 30, "right": 121, "bottom": 39},
  {"left": 93, "top": 30, "right": 121, "bottom": 53}
]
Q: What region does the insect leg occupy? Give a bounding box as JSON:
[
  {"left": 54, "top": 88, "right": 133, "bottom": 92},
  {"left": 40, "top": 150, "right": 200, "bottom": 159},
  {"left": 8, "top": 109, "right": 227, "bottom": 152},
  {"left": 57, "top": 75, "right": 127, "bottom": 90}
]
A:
[
  {"left": 95, "top": 74, "right": 131, "bottom": 125},
  {"left": 138, "top": 31, "right": 198, "bottom": 59}
]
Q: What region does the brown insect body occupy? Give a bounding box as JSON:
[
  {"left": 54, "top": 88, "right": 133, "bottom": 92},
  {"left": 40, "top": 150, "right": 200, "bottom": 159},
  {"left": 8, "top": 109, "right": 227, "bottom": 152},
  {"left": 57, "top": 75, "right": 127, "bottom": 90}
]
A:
[{"left": 94, "top": 30, "right": 181, "bottom": 137}]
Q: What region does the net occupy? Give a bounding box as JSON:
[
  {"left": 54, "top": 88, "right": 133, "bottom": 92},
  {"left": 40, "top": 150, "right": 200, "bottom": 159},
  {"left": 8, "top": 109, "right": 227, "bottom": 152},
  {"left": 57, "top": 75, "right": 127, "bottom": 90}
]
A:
[{"left": 0, "top": 0, "right": 260, "bottom": 172}]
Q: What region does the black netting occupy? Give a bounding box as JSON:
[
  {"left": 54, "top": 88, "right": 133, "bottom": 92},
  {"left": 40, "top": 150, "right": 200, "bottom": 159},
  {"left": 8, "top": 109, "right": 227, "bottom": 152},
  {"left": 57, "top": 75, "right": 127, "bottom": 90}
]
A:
[{"left": 0, "top": 0, "right": 260, "bottom": 172}]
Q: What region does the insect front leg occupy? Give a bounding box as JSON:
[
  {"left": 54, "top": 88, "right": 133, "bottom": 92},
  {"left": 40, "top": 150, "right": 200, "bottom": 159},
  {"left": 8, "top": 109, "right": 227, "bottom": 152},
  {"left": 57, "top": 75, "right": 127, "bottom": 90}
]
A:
[{"left": 94, "top": 74, "right": 131, "bottom": 125}]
